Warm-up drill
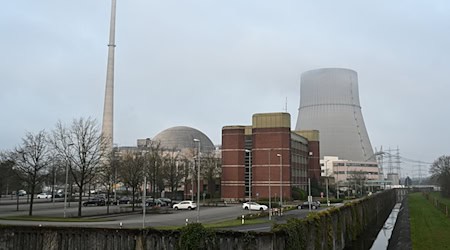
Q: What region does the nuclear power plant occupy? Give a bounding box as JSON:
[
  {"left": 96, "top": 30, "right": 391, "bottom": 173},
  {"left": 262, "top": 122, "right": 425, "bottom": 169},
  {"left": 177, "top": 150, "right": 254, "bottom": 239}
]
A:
[{"left": 295, "top": 68, "right": 375, "bottom": 162}]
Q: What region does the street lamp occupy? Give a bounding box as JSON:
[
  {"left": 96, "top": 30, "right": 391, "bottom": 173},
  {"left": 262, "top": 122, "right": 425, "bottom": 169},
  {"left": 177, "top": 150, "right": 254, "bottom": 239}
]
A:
[
  {"left": 324, "top": 160, "right": 329, "bottom": 206},
  {"left": 268, "top": 150, "right": 272, "bottom": 221},
  {"left": 193, "top": 139, "right": 201, "bottom": 223},
  {"left": 64, "top": 143, "right": 74, "bottom": 218},
  {"left": 143, "top": 175, "right": 146, "bottom": 229},
  {"left": 276, "top": 153, "right": 282, "bottom": 215},
  {"left": 245, "top": 149, "right": 252, "bottom": 204}
]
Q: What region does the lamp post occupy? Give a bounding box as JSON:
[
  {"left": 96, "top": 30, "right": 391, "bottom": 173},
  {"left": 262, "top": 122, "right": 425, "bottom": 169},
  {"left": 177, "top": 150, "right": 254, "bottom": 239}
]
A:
[
  {"left": 324, "top": 160, "right": 329, "bottom": 206},
  {"left": 336, "top": 163, "right": 340, "bottom": 199},
  {"left": 276, "top": 153, "right": 282, "bottom": 215},
  {"left": 245, "top": 149, "right": 252, "bottom": 204},
  {"left": 193, "top": 139, "right": 201, "bottom": 223},
  {"left": 142, "top": 176, "right": 146, "bottom": 229},
  {"left": 268, "top": 150, "right": 272, "bottom": 221},
  {"left": 308, "top": 178, "right": 312, "bottom": 210},
  {"left": 113, "top": 144, "right": 118, "bottom": 205},
  {"left": 64, "top": 143, "right": 74, "bottom": 218}
]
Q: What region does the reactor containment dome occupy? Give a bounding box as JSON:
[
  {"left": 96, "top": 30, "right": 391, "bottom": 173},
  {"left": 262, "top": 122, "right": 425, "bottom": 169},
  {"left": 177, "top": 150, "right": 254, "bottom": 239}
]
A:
[{"left": 152, "top": 126, "right": 215, "bottom": 153}]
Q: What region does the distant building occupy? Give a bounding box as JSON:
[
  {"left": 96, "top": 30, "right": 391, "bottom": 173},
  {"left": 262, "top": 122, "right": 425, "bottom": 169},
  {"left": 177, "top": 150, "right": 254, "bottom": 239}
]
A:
[
  {"left": 221, "top": 112, "right": 320, "bottom": 201},
  {"left": 321, "top": 156, "right": 379, "bottom": 192}
]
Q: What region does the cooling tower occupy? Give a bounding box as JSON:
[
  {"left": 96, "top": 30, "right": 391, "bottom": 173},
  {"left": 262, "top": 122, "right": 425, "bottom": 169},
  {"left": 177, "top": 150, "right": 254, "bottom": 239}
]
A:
[{"left": 295, "top": 68, "right": 375, "bottom": 162}]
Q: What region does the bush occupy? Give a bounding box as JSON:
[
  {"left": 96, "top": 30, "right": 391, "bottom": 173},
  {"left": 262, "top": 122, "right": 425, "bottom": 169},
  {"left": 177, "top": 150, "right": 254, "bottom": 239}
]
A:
[
  {"left": 178, "top": 223, "right": 215, "bottom": 250},
  {"left": 292, "top": 187, "right": 307, "bottom": 200}
]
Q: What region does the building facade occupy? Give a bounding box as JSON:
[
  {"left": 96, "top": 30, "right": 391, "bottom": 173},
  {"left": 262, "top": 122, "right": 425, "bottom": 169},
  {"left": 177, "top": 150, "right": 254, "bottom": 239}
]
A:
[{"left": 221, "top": 112, "right": 320, "bottom": 201}]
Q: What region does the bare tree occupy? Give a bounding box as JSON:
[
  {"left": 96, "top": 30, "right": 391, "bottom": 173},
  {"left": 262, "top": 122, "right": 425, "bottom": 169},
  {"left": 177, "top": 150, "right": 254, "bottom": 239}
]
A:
[
  {"left": 118, "top": 151, "right": 144, "bottom": 211},
  {"left": 201, "top": 153, "right": 221, "bottom": 199},
  {"left": 350, "top": 170, "right": 367, "bottom": 196},
  {"left": 9, "top": 131, "right": 51, "bottom": 216},
  {"left": 181, "top": 149, "right": 196, "bottom": 200},
  {"left": 98, "top": 148, "right": 120, "bottom": 214},
  {"left": 142, "top": 141, "right": 163, "bottom": 201},
  {"left": 0, "top": 155, "right": 20, "bottom": 197},
  {"left": 163, "top": 149, "right": 185, "bottom": 199},
  {"left": 51, "top": 118, "right": 105, "bottom": 216},
  {"left": 430, "top": 155, "right": 450, "bottom": 197}
]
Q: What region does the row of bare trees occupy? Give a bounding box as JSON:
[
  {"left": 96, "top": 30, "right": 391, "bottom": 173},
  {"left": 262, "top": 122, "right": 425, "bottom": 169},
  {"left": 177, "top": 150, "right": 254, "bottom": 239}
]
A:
[
  {"left": 115, "top": 141, "right": 221, "bottom": 211},
  {"left": 0, "top": 117, "right": 105, "bottom": 216},
  {"left": 0, "top": 117, "right": 221, "bottom": 217}
]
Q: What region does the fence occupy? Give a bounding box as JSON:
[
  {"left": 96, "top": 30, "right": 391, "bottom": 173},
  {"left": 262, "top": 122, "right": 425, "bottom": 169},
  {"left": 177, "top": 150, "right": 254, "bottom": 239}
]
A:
[{"left": 422, "top": 192, "right": 449, "bottom": 217}]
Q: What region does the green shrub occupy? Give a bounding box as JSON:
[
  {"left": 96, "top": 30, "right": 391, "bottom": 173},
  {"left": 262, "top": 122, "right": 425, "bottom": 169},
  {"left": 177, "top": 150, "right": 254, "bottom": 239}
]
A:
[
  {"left": 178, "top": 223, "right": 215, "bottom": 250},
  {"left": 292, "top": 187, "right": 307, "bottom": 200}
]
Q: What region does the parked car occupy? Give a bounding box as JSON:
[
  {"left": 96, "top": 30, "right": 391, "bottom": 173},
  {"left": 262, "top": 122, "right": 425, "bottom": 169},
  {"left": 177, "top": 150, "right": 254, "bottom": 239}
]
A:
[
  {"left": 83, "top": 197, "right": 106, "bottom": 206},
  {"left": 146, "top": 198, "right": 167, "bottom": 207},
  {"left": 53, "top": 193, "right": 64, "bottom": 198},
  {"left": 36, "top": 193, "right": 52, "bottom": 199},
  {"left": 159, "top": 198, "right": 172, "bottom": 206},
  {"left": 115, "top": 196, "right": 131, "bottom": 205},
  {"left": 242, "top": 202, "right": 268, "bottom": 211},
  {"left": 297, "top": 201, "right": 320, "bottom": 210},
  {"left": 172, "top": 200, "right": 196, "bottom": 210},
  {"left": 13, "top": 190, "right": 27, "bottom": 196}
]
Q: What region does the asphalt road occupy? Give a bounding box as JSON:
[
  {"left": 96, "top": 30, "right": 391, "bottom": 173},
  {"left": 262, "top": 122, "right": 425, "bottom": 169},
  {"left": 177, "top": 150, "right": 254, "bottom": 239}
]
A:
[{"left": 0, "top": 199, "right": 341, "bottom": 231}]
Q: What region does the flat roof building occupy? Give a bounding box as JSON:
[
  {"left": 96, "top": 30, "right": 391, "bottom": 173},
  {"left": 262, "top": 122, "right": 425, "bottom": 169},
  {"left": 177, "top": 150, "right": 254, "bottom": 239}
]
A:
[{"left": 221, "top": 112, "right": 320, "bottom": 201}]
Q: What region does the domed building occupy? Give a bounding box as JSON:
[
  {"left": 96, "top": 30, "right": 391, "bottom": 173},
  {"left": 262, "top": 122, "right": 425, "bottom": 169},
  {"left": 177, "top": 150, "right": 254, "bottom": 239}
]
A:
[
  {"left": 149, "top": 126, "right": 215, "bottom": 153},
  {"left": 107, "top": 126, "right": 222, "bottom": 202}
]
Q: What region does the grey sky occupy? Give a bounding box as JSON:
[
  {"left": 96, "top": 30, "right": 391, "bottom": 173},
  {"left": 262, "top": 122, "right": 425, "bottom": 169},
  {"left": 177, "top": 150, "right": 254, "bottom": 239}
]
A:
[{"left": 1, "top": 1, "right": 449, "bottom": 178}]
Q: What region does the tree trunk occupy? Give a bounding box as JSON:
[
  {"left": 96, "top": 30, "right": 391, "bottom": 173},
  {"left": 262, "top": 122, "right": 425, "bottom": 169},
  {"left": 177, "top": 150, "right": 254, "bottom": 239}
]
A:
[
  {"left": 106, "top": 186, "right": 111, "bottom": 214},
  {"left": 78, "top": 182, "right": 83, "bottom": 217},
  {"left": 131, "top": 186, "right": 135, "bottom": 212},
  {"left": 51, "top": 170, "right": 55, "bottom": 202},
  {"left": 29, "top": 184, "right": 35, "bottom": 216}
]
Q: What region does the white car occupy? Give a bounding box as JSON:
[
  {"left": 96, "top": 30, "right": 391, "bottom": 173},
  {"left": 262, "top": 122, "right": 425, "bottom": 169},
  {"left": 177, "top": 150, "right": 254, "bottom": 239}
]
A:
[
  {"left": 242, "top": 202, "right": 268, "bottom": 211},
  {"left": 37, "top": 193, "right": 52, "bottom": 199},
  {"left": 173, "top": 201, "right": 197, "bottom": 210}
]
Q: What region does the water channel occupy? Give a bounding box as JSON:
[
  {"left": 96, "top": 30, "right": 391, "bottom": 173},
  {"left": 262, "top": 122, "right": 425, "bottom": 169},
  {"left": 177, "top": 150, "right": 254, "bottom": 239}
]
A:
[
  {"left": 370, "top": 203, "right": 401, "bottom": 249},
  {"left": 345, "top": 203, "right": 402, "bottom": 250}
]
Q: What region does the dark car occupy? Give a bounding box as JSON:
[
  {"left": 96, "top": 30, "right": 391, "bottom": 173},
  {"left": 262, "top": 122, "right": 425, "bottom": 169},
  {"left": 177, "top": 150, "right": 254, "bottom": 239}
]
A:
[
  {"left": 159, "top": 198, "right": 172, "bottom": 206},
  {"left": 54, "top": 193, "right": 64, "bottom": 198},
  {"left": 145, "top": 198, "right": 167, "bottom": 207},
  {"left": 115, "top": 197, "right": 131, "bottom": 205},
  {"left": 297, "top": 201, "right": 320, "bottom": 210},
  {"left": 83, "top": 197, "right": 106, "bottom": 206}
]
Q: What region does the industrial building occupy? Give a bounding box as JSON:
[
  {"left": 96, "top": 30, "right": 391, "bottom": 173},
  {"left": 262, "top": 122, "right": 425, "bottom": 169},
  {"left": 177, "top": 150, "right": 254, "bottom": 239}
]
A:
[{"left": 221, "top": 112, "right": 320, "bottom": 201}]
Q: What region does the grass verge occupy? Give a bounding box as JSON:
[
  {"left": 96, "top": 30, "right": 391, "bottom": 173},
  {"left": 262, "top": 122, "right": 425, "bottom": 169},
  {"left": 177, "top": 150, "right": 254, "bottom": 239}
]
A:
[
  {"left": 154, "top": 218, "right": 267, "bottom": 230},
  {"left": 428, "top": 191, "right": 450, "bottom": 207},
  {"left": 409, "top": 192, "right": 450, "bottom": 250},
  {"left": 0, "top": 216, "right": 110, "bottom": 222}
]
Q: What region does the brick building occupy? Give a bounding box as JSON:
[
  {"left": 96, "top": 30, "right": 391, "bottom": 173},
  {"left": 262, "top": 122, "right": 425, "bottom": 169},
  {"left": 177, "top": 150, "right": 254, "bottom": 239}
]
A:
[{"left": 221, "top": 112, "right": 320, "bottom": 201}]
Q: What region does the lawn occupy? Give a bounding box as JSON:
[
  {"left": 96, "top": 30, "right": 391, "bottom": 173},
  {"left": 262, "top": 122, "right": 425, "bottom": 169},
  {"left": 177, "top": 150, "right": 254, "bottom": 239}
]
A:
[
  {"left": 154, "top": 218, "right": 267, "bottom": 230},
  {"left": 409, "top": 192, "right": 450, "bottom": 250}
]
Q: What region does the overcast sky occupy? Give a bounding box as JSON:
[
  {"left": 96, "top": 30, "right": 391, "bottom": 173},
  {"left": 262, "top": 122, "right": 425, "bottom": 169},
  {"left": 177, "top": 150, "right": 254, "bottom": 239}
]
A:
[{"left": 1, "top": 1, "right": 449, "bottom": 178}]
